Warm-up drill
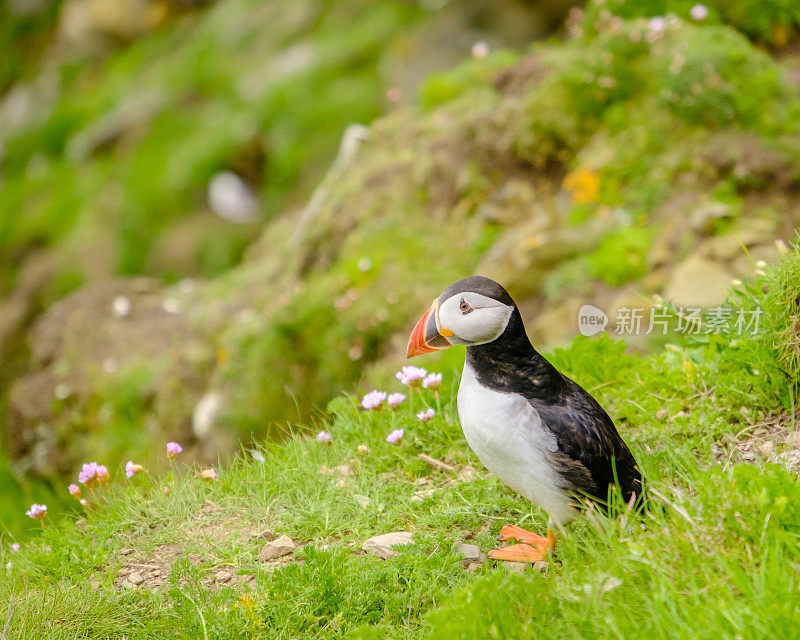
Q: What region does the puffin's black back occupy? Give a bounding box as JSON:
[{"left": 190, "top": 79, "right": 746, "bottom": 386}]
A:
[{"left": 463, "top": 288, "right": 643, "bottom": 508}]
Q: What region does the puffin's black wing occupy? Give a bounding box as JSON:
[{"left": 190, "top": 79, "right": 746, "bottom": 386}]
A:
[{"left": 528, "top": 376, "right": 642, "bottom": 507}]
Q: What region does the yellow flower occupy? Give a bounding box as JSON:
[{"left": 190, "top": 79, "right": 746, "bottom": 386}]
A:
[{"left": 563, "top": 166, "right": 600, "bottom": 205}]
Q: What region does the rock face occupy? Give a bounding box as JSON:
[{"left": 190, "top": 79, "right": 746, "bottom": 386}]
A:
[
  {"left": 663, "top": 255, "right": 735, "bottom": 308},
  {"left": 362, "top": 532, "right": 414, "bottom": 559}
]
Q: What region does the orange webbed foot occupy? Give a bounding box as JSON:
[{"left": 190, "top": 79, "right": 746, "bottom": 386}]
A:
[
  {"left": 487, "top": 543, "right": 546, "bottom": 563},
  {"left": 490, "top": 524, "right": 556, "bottom": 563},
  {"left": 497, "top": 525, "right": 555, "bottom": 551}
]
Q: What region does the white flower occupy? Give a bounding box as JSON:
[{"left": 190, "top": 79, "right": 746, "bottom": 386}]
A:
[
  {"left": 690, "top": 4, "right": 708, "bottom": 20},
  {"left": 112, "top": 295, "right": 131, "bottom": 318},
  {"left": 387, "top": 393, "right": 406, "bottom": 408},
  {"left": 361, "top": 390, "right": 387, "bottom": 410},
  {"left": 471, "top": 41, "right": 489, "bottom": 59},
  {"left": 422, "top": 373, "right": 442, "bottom": 390},
  {"left": 649, "top": 16, "right": 666, "bottom": 33},
  {"left": 396, "top": 366, "right": 427, "bottom": 387},
  {"left": 207, "top": 171, "right": 259, "bottom": 224}
]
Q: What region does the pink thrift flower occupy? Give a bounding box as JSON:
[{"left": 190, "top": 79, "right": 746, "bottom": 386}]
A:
[
  {"left": 386, "top": 87, "right": 402, "bottom": 102},
  {"left": 422, "top": 373, "right": 443, "bottom": 390},
  {"left": 79, "top": 498, "right": 90, "bottom": 508},
  {"left": 316, "top": 430, "right": 332, "bottom": 443},
  {"left": 649, "top": 16, "right": 666, "bottom": 33},
  {"left": 690, "top": 4, "right": 708, "bottom": 20},
  {"left": 396, "top": 366, "right": 427, "bottom": 387},
  {"left": 200, "top": 468, "right": 218, "bottom": 480},
  {"left": 125, "top": 461, "right": 144, "bottom": 478},
  {"left": 361, "top": 390, "right": 387, "bottom": 410},
  {"left": 471, "top": 41, "right": 489, "bottom": 58},
  {"left": 417, "top": 408, "right": 435, "bottom": 422},
  {"left": 78, "top": 462, "right": 99, "bottom": 487},
  {"left": 166, "top": 442, "right": 183, "bottom": 460},
  {"left": 26, "top": 504, "right": 47, "bottom": 524},
  {"left": 95, "top": 465, "right": 110, "bottom": 485},
  {"left": 387, "top": 393, "right": 406, "bottom": 408},
  {"left": 10, "top": 543, "right": 19, "bottom": 552},
  {"left": 386, "top": 429, "right": 404, "bottom": 445},
  {"left": 68, "top": 484, "right": 81, "bottom": 499}
]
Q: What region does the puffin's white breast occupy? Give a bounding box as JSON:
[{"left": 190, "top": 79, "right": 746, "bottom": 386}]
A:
[{"left": 457, "top": 360, "right": 577, "bottom": 525}]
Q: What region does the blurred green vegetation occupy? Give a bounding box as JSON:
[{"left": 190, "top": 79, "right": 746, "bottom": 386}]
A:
[
  {"left": 0, "top": 0, "right": 422, "bottom": 290},
  {"left": 581, "top": 0, "right": 800, "bottom": 45}
]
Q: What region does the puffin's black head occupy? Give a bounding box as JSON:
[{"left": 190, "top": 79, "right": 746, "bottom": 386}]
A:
[{"left": 407, "top": 276, "right": 518, "bottom": 357}]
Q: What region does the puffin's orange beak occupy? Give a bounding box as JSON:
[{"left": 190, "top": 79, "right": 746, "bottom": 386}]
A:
[{"left": 407, "top": 300, "right": 453, "bottom": 358}]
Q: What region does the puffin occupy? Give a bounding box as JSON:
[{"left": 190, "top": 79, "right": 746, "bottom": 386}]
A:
[{"left": 406, "top": 276, "right": 642, "bottom": 563}]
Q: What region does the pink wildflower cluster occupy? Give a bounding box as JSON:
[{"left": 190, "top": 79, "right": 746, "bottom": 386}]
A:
[
  {"left": 26, "top": 504, "right": 47, "bottom": 526},
  {"left": 417, "top": 408, "right": 435, "bottom": 422},
  {"left": 386, "top": 429, "right": 404, "bottom": 445},
  {"left": 200, "top": 468, "right": 218, "bottom": 480},
  {"left": 387, "top": 393, "right": 406, "bottom": 408},
  {"left": 396, "top": 366, "right": 427, "bottom": 387},
  {"left": 166, "top": 442, "right": 183, "bottom": 460},
  {"left": 126, "top": 461, "right": 145, "bottom": 478},
  {"left": 361, "top": 390, "right": 387, "bottom": 410},
  {"left": 78, "top": 462, "right": 109, "bottom": 489},
  {"left": 422, "top": 373, "right": 442, "bottom": 390}
]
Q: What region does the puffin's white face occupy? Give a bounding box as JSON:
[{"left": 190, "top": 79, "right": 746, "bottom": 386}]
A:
[
  {"left": 406, "top": 284, "right": 516, "bottom": 357},
  {"left": 437, "top": 292, "right": 514, "bottom": 346}
]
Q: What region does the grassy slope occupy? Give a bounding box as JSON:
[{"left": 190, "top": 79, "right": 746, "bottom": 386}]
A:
[
  {"left": 6, "top": 2, "right": 800, "bottom": 535},
  {"left": 1, "top": 249, "right": 798, "bottom": 639}
]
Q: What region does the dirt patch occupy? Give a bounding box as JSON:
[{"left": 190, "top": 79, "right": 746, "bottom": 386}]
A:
[
  {"left": 717, "top": 409, "right": 800, "bottom": 469},
  {"left": 112, "top": 542, "right": 257, "bottom": 591},
  {"left": 104, "top": 502, "right": 282, "bottom": 591}
]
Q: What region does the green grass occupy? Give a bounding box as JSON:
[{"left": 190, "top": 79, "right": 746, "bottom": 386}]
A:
[{"left": 2, "top": 249, "right": 799, "bottom": 638}]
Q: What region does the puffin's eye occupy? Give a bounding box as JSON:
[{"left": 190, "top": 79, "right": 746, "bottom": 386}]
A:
[{"left": 459, "top": 298, "right": 473, "bottom": 315}]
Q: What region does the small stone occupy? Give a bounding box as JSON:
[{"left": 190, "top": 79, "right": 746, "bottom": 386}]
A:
[
  {"left": 119, "top": 548, "right": 134, "bottom": 556},
  {"left": 216, "top": 571, "right": 233, "bottom": 583},
  {"left": 128, "top": 572, "right": 145, "bottom": 585},
  {"left": 656, "top": 409, "right": 668, "bottom": 420},
  {"left": 455, "top": 543, "right": 485, "bottom": 567},
  {"left": 503, "top": 562, "right": 527, "bottom": 574},
  {"left": 785, "top": 432, "right": 800, "bottom": 448},
  {"left": 362, "top": 531, "right": 414, "bottom": 559},
  {"left": 256, "top": 529, "right": 276, "bottom": 541},
  {"left": 353, "top": 494, "right": 370, "bottom": 508},
  {"left": 533, "top": 561, "right": 549, "bottom": 571},
  {"left": 457, "top": 467, "right": 476, "bottom": 482},
  {"left": 758, "top": 441, "right": 774, "bottom": 456},
  {"left": 465, "top": 562, "right": 481, "bottom": 572},
  {"left": 259, "top": 535, "right": 296, "bottom": 561},
  {"left": 75, "top": 519, "right": 88, "bottom": 530},
  {"left": 411, "top": 488, "right": 435, "bottom": 503},
  {"left": 357, "top": 445, "right": 370, "bottom": 457}
]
